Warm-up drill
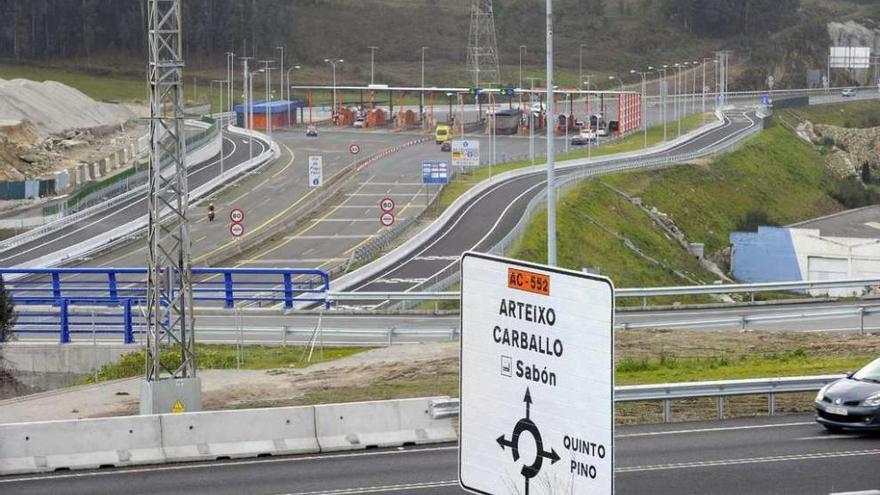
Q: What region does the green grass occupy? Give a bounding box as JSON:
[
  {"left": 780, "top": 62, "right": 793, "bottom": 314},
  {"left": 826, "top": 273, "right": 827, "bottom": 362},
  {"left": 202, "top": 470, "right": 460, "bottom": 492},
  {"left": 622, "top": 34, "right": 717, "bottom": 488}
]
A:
[
  {"left": 510, "top": 179, "right": 718, "bottom": 293},
  {"left": 617, "top": 350, "right": 865, "bottom": 385},
  {"left": 82, "top": 344, "right": 367, "bottom": 384},
  {"left": 434, "top": 112, "right": 710, "bottom": 212},
  {"left": 603, "top": 124, "right": 843, "bottom": 254},
  {"left": 792, "top": 99, "right": 880, "bottom": 128}
]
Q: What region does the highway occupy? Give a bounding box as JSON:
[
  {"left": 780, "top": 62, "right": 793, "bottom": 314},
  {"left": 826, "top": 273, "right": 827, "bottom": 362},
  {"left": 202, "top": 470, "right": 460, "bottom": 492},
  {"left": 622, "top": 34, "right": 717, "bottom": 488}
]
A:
[
  {"left": 0, "top": 133, "right": 266, "bottom": 268},
  {"left": 342, "top": 112, "right": 757, "bottom": 295},
  {"left": 3, "top": 415, "right": 878, "bottom": 494}
]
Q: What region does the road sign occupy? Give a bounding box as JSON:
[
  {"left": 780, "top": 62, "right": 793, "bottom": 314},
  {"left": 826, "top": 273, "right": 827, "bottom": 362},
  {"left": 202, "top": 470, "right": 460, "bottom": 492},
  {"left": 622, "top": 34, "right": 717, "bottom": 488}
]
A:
[
  {"left": 459, "top": 252, "right": 614, "bottom": 495},
  {"left": 452, "top": 140, "right": 480, "bottom": 168},
  {"left": 349, "top": 144, "right": 361, "bottom": 155},
  {"left": 229, "top": 208, "right": 244, "bottom": 223},
  {"left": 229, "top": 222, "right": 245, "bottom": 238},
  {"left": 422, "top": 160, "right": 449, "bottom": 185},
  {"left": 767, "top": 75, "right": 775, "bottom": 90},
  {"left": 380, "top": 197, "right": 395, "bottom": 212},
  {"left": 308, "top": 156, "right": 323, "bottom": 188},
  {"left": 504, "top": 86, "right": 515, "bottom": 97},
  {"left": 380, "top": 212, "right": 395, "bottom": 227}
]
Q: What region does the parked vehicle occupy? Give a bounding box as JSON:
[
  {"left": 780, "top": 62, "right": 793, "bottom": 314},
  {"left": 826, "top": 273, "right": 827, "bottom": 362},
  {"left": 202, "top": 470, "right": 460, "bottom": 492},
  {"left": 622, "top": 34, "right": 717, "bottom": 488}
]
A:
[
  {"left": 841, "top": 88, "right": 857, "bottom": 97},
  {"left": 353, "top": 116, "right": 365, "bottom": 128},
  {"left": 306, "top": 125, "right": 319, "bottom": 137},
  {"left": 815, "top": 357, "right": 880, "bottom": 432},
  {"left": 441, "top": 141, "right": 452, "bottom": 152}
]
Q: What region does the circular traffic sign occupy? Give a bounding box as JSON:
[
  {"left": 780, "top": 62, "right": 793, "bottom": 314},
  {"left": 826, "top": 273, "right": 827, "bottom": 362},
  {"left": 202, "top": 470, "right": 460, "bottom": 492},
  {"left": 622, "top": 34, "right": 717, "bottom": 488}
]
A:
[
  {"left": 229, "top": 208, "right": 245, "bottom": 223},
  {"left": 380, "top": 212, "right": 395, "bottom": 227},
  {"left": 230, "top": 222, "right": 245, "bottom": 237},
  {"left": 380, "top": 197, "right": 395, "bottom": 212},
  {"left": 349, "top": 144, "right": 361, "bottom": 155}
]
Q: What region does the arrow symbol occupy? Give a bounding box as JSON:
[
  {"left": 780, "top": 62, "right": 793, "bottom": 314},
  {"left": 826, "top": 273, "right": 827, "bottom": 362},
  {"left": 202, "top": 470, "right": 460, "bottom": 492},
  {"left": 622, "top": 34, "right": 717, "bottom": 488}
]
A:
[
  {"left": 540, "top": 448, "right": 560, "bottom": 464},
  {"left": 523, "top": 388, "right": 532, "bottom": 419},
  {"left": 496, "top": 435, "right": 519, "bottom": 461}
]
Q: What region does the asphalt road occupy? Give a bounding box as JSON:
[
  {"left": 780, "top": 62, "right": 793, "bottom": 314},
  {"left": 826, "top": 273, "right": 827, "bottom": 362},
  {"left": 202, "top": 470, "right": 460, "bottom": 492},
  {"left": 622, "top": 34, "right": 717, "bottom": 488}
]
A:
[
  {"left": 344, "top": 112, "right": 756, "bottom": 295},
  {"left": 3, "top": 415, "right": 878, "bottom": 494},
  {"left": 0, "top": 133, "right": 265, "bottom": 268}
]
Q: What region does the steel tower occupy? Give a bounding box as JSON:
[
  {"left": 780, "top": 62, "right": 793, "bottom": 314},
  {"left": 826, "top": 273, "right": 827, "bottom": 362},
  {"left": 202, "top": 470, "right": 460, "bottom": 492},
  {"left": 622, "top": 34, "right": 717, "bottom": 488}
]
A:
[
  {"left": 142, "top": 0, "right": 200, "bottom": 414},
  {"left": 466, "top": 0, "right": 501, "bottom": 87}
]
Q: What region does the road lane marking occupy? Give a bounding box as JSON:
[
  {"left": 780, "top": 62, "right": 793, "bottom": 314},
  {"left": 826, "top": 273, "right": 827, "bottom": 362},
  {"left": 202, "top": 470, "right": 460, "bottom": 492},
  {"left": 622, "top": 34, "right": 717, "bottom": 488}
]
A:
[
  {"left": 283, "top": 234, "right": 374, "bottom": 240},
  {"left": 616, "top": 448, "right": 880, "bottom": 473},
  {"left": 278, "top": 480, "right": 459, "bottom": 494},
  {"left": 0, "top": 446, "right": 459, "bottom": 484},
  {"left": 617, "top": 421, "right": 815, "bottom": 438}
]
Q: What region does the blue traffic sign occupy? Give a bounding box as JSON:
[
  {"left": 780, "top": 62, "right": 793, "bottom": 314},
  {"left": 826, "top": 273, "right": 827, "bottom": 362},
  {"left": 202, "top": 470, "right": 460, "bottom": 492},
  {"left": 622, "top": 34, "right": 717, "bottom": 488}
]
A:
[{"left": 422, "top": 160, "right": 449, "bottom": 185}]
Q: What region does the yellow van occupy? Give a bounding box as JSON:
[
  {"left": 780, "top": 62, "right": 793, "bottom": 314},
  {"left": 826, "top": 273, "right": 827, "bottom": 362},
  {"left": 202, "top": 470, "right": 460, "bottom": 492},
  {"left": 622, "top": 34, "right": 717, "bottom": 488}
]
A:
[{"left": 435, "top": 124, "right": 452, "bottom": 144}]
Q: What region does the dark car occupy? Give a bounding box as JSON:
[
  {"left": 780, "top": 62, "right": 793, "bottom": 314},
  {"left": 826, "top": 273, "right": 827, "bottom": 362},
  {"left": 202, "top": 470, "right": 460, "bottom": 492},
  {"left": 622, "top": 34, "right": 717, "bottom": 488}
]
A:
[
  {"left": 440, "top": 140, "right": 452, "bottom": 152},
  {"left": 815, "top": 357, "right": 880, "bottom": 432}
]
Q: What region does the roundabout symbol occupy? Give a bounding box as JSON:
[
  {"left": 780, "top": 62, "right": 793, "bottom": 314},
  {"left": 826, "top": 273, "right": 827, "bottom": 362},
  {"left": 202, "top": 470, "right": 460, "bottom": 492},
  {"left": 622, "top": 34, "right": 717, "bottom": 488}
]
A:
[{"left": 496, "top": 388, "right": 560, "bottom": 492}]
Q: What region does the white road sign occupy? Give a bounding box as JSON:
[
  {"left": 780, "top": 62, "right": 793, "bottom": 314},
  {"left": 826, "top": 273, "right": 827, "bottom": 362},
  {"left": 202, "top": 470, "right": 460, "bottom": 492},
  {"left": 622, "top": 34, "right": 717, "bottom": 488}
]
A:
[
  {"left": 380, "top": 197, "right": 395, "bottom": 212},
  {"left": 459, "top": 252, "right": 614, "bottom": 495},
  {"left": 380, "top": 212, "right": 395, "bottom": 227},
  {"left": 452, "top": 140, "right": 480, "bottom": 168},
  {"left": 229, "top": 208, "right": 245, "bottom": 223},
  {"left": 229, "top": 222, "right": 245, "bottom": 238},
  {"left": 308, "top": 156, "right": 323, "bottom": 188}
]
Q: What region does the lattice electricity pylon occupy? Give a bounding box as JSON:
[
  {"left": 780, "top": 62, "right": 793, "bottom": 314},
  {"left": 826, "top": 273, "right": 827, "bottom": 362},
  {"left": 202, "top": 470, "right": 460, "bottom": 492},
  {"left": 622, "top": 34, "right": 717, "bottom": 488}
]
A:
[
  {"left": 146, "top": 0, "right": 196, "bottom": 382},
  {"left": 466, "top": 0, "right": 501, "bottom": 87}
]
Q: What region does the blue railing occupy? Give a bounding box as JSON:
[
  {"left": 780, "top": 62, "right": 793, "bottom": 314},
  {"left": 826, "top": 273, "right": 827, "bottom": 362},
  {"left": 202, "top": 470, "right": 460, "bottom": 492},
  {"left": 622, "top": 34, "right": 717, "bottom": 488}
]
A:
[{"left": 4, "top": 267, "right": 330, "bottom": 344}]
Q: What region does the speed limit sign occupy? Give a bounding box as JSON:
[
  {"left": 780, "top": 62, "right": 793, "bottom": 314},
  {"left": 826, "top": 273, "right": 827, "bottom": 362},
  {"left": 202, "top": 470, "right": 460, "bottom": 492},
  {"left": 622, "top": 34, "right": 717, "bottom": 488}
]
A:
[
  {"left": 380, "top": 197, "right": 395, "bottom": 212},
  {"left": 349, "top": 144, "right": 361, "bottom": 155},
  {"left": 230, "top": 208, "right": 245, "bottom": 223}
]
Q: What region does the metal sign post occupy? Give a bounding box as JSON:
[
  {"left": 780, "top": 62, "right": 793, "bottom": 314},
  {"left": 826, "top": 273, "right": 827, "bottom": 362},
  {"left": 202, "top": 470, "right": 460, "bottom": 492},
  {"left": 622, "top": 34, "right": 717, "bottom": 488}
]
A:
[{"left": 458, "top": 252, "right": 614, "bottom": 495}]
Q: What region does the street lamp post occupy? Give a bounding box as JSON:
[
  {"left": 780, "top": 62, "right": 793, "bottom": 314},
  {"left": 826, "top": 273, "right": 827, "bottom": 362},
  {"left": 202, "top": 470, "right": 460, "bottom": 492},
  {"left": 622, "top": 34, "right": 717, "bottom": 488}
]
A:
[
  {"left": 545, "top": 0, "right": 556, "bottom": 266},
  {"left": 286, "top": 64, "right": 301, "bottom": 126},
  {"left": 211, "top": 80, "right": 227, "bottom": 173},
  {"left": 226, "top": 52, "right": 235, "bottom": 112},
  {"left": 519, "top": 45, "right": 527, "bottom": 91},
  {"left": 324, "top": 58, "right": 344, "bottom": 123},
  {"left": 421, "top": 47, "right": 428, "bottom": 128},
  {"left": 674, "top": 63, "right": 683, "bottom": 137},
  {"left": 369, "top": 46, "right": 378, "bottom": 85},
  {"left": 276, "top": 46, "right": 284, "bottom": 99},
  {"left": 609, "top": 75, "right": 624, "bottom": 91},
  {"left": 659, "top": 66, "right": 668, "bottom": 142},
  {"left": 579, "top": 43, "right": 587, "bottom": 91},
  {"left": 631, "top": 68, "right": 651, "bottom": 148},
  {"left": 260, "top": 61, "right": 274, "bottom": 140}
]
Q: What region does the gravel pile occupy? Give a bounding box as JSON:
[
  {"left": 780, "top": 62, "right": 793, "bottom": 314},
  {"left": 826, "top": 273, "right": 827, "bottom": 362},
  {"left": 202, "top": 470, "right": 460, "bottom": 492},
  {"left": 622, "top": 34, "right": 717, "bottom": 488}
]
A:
[{"left": 0, "top": 78, "right": 135, "bottom": 135}]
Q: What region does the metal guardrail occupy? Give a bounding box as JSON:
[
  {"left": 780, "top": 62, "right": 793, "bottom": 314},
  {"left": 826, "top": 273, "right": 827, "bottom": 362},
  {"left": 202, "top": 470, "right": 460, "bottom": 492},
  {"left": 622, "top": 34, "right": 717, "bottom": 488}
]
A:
[
  {"left": 430, "top": 374, "right": 842, "bottom": 422},
  {"left": 326, "top": 277, "right": 880, "bottom": 303}
]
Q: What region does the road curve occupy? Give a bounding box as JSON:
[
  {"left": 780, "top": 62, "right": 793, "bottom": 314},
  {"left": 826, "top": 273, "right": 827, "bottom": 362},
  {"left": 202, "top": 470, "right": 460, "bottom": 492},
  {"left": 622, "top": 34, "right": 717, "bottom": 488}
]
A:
[
  {"left": 3, "top": 415, "right": 878, "bottom": 494},
  {"left": 344, "top": 112, "right": 757, "bottom": 295},
  {"left": 0, "top": 132, "right": 266, "bottom": 268}
]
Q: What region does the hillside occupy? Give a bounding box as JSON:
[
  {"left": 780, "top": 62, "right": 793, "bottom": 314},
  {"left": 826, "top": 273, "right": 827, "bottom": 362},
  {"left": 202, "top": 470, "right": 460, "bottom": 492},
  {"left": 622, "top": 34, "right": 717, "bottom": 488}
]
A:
[{"left": 1, "top": 0, "right": 878, "bottom": 90}]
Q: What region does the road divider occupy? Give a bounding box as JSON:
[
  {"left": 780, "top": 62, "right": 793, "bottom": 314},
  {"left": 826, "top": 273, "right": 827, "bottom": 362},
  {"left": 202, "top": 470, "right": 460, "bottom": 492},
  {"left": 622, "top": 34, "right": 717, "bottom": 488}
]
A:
[{"left": 0, "top": 396, "right": 456, "bottom": 475}]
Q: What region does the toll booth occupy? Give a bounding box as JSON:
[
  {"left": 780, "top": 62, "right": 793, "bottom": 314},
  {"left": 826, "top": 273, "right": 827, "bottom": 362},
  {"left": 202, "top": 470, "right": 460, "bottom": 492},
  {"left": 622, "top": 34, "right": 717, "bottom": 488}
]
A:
[{"left": 234, "top": 100, "right": 304, "bottom": 129}]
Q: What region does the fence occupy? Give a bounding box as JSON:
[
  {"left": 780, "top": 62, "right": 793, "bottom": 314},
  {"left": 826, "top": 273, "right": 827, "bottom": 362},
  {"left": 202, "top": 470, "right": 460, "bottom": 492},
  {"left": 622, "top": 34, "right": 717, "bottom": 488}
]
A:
[
  {"left": 4, "top": 267, "right": 329, "bottom": 344},
  {"left": 430, "top": 374, "right": 842, "bottom": 423}
]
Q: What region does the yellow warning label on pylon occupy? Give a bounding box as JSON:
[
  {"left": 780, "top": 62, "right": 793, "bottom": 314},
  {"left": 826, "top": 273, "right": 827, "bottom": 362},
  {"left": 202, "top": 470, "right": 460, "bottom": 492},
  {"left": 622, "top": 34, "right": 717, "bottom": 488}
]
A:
[{"left": 171, "top": 400, "right": 185, "bottom": 413}]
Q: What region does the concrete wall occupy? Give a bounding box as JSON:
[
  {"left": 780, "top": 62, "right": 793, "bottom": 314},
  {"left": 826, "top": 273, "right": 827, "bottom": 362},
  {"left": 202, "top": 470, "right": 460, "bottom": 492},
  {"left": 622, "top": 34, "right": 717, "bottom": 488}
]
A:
[
  {"left": 731, "top": 226, "right": 880, "bottom": 296},
  {"left": 1, "top": 343, "right": 138, "bottom": 390}
]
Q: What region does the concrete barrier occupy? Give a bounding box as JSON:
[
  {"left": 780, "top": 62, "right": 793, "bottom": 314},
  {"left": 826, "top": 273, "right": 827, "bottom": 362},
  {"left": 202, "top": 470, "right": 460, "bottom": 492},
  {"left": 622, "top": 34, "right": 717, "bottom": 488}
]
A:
[
  {"left": 0, "top": 415, "right": 163, "bottom": 474},
  {"left": 159, "top": 406, "right": 319, "bottom": 462},
  {"left": 314, "top": 397, "right": 457, "bottom": 452}
]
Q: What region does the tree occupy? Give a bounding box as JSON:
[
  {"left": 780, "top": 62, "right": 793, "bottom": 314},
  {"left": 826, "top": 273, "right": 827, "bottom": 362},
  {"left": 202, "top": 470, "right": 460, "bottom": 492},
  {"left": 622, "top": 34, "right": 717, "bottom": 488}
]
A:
[{"left": 0, "top": 276, "right": 16, "bottom": 343}]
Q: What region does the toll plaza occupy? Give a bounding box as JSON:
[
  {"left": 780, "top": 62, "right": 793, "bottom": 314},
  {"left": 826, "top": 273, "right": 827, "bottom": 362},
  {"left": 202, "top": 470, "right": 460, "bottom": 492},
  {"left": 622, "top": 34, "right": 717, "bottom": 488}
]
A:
[
  {"left": 289, "top": 84, "right": 641, "bottom": 138},
  {"left": 233, "top": 100, "right": 305, "bottom": 129}
]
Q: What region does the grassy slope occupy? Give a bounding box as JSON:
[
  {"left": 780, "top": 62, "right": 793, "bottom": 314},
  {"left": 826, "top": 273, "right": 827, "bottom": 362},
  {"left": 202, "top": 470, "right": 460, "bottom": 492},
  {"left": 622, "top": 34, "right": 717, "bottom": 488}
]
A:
[
  {"left": 604, "top": 124, "right": 843, "bottom": 253},
  {"left": 510, "top": 122, "right": 844, "bottom": 290},
  {"left": 791, "top": 99, "right": 880, "bottom": 128}
]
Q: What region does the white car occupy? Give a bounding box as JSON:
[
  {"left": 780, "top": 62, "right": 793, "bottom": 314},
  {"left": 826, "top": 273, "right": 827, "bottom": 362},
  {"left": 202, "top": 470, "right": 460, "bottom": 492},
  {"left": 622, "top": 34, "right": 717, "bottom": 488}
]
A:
[
  {"left": 841, "top": 88, "right": 857, "bottom": 98},
  {"left": 353, "top": 116, "right": 365, "bottom": 128},
  {"left": 596, "top": 127, "right": 608, "bottom": 137}
]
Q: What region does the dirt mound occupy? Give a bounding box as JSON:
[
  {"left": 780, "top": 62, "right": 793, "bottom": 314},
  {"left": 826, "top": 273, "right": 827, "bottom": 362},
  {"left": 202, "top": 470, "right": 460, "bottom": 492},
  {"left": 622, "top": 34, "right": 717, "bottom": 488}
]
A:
[{"left": 0, "top": 78, "right": 134, "bottom": 136}]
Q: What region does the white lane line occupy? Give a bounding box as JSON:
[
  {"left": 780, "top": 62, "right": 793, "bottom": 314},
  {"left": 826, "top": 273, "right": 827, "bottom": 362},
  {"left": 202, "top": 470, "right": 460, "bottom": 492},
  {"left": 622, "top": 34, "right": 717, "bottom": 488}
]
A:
[
  {"left": 617, "top": 422, "right": 815, "bottom": 438},
  {"left": 830, "top": 491, "right": 880, "bottom": 495},
  {"left": 278, "top": 480, "right": 459, "bottom": 495},
  {"left": 0, "top": 446, "right": 459, "bottom": 484},
  {"left": 796, "top": 435, "right": 860, "bottom": 441},
  {"left": 616, "top": 449, "right": 880, "bottom": 473},
  {"left": 283, "top": 235, "right": 374, "bottom": 240},
  {"left": 310, "top": 218, "right": 406, "bottom": 223}
]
